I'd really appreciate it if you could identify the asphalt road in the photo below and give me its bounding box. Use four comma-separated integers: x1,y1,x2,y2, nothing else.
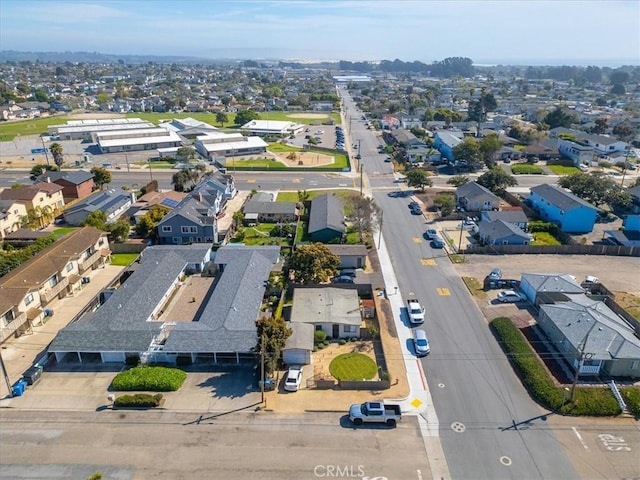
0,410,430,480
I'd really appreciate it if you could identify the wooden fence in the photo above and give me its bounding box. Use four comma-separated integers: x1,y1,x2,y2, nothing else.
462,244,639,256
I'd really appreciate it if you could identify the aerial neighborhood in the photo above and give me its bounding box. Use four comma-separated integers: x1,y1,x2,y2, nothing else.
0,56,639,444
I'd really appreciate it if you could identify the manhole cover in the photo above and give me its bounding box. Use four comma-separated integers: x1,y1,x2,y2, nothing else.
500,456,512,466
451,421,466,433
438,383,445,388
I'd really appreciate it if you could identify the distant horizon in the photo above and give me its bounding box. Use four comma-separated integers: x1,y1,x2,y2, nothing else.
0,50,637,69
1,1,638,68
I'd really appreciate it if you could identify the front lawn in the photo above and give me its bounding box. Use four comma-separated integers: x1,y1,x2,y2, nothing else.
511,164,545,175
530,232,561,246
329,353,378,381
231,223,293,246
111,366,187,392
548,165,580,175
53,227,78,237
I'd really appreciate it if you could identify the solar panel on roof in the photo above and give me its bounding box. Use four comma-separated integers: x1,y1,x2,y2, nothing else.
161,198,180,208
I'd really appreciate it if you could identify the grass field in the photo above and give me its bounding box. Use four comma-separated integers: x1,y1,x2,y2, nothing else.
52,227,78,237
511,164,545,175
548,165,580,175
231,223,292,247
531,232,562,245
111,253,140,266
0,115,72,142
329,353,378,381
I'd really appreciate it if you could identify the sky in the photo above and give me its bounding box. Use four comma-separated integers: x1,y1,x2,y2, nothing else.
1,0,639,66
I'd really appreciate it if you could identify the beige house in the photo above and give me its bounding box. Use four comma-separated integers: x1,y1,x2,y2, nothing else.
0,182,65,228
0,227,110,343
0,200,28,239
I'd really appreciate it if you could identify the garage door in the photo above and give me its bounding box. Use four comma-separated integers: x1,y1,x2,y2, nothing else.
101,352,125,363
283,349,310,366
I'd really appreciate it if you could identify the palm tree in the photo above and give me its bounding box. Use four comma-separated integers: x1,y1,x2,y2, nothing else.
50,142,64,168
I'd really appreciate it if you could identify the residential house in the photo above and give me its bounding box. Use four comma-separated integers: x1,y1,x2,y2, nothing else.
1,227,110,343
456,182,500,212
0,200,28,240
477,220,531,246
289,287,362,339
308,194,345,242
3,229,51,248
519,273,585,305
0,182,65,227
627,185,640,214
528,184,598,233
282,322,314,365
434,131,463,161
481,208,528,230
520,142,561,162
40,170,95,202
604,215,640,247
536,293,640,379
579,134,628,156
557,138,595,166
48,245,280,364
63,189,134,226
325,244,367,270
242,195,298,224
125,190,186,224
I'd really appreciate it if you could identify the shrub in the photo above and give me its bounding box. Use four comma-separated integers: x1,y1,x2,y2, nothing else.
314,330,327,344
111,366,187,392
114,393,163,408
621,387,640,419
339,339,347,345
527,220,559,235
490,317,621,416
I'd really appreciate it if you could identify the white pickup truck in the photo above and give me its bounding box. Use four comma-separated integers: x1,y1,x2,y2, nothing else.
407,298,425,325
349,401,402,427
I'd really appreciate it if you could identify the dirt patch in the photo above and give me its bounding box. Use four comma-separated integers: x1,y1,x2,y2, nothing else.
274,150,335,167
615,292,640,320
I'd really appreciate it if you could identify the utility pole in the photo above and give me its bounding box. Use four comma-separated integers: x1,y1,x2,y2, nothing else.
148,159,154,182
377,209,384,248
457,218,464,253
360,164,364,197
0,349,13,398
570,322,597,401
41,136,50,167
620,146,631,187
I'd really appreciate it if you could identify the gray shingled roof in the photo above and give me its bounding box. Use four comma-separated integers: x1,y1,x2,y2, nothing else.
477,219,529,241
64,189,132,217
326,244,368,257
522,273,584,294
483,209,528,224
540,295,640,360
290,287,361,326
530,184,597,211
42,170,94,185
243,200,297,215
456,181,498,201
284,322,314,351
308,194,345,235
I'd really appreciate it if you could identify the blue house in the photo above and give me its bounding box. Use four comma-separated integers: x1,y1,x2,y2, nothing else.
433,131,463,161
529,184,598,233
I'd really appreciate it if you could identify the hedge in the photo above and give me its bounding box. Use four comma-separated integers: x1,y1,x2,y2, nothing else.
114,393,163,408
490,317,621,416
111,366,187,392
511,164,545,175
621,387,640,419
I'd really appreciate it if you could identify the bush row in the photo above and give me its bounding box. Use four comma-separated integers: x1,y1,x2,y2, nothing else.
111,366,187,392
490,317,621,416
621,387,640,419
114,393,163,408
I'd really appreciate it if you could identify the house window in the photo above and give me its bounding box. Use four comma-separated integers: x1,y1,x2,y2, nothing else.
560,210,564,215
181,226,197,234
66,262,74,272
314,325,323,331
631,360,640,370
25,293,34,306
344,325,357,333
49,276,58,287
162,226,172,232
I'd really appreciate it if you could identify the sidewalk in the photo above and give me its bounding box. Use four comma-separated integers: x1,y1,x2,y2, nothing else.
0,264,125,398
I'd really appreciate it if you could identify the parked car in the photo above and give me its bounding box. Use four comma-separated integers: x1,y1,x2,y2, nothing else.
489,268,502,280
426,229,438,239
431,237,445,248
333,275,355,284
384,156,392,162
349,401,401,427
410,205,422,215
497,290,524,303
284,366,303,392
413,329,431,356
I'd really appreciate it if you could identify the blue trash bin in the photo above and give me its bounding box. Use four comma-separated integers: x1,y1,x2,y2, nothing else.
12,379,27,397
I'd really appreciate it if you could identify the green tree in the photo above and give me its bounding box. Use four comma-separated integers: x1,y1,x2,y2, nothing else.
83,210,107,230
557,173,631,208
49,142,64,168
478,133,503,168
135,205,171,240
96,92,110,104
34,88,49,102
176,146,196,161
447,175,470,187
404,169,431,192
592,118,608,134
612,124,634,142
108,220,130,242
433,194,455,216
215,112,228,127
543,107,578,129
234,109,260,126
90,167,112,189
288,243,340,284
477,168,518,194
255,316,292,376
452,138,482,165
29,164,57,181
611,84,626,95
